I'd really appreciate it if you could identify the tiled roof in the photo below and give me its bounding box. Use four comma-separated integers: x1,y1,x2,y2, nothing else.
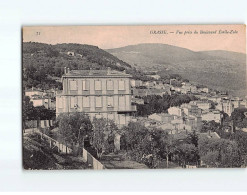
62,69,131,78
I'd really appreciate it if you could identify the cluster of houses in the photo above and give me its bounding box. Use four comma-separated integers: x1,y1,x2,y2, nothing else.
25,87,56,110
130,74,247,135
25,69,247,136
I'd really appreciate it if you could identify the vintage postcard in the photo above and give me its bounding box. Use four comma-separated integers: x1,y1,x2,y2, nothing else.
22,25,246,170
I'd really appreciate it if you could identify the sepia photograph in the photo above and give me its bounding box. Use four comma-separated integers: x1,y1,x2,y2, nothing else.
22,25,247,170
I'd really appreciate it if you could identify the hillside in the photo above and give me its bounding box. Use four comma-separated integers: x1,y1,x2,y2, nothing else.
199,50,246,64
107,43,246,97
22,42,157,90
22,42,136,90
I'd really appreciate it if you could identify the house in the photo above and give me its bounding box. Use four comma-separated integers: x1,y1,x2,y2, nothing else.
130,79,143,87
25,88,43,98
148,113,175,123
131,97,144,105
67,51,75,56
181,83,197,94
216,100,234,116
168,107,183,117
231,98,240,109
181,104,201,116
56,67,136,127
185,115,202,131
31,96,52,109
147,74,160,80
198,87,209,93
190,101,211,110
201,110,221,123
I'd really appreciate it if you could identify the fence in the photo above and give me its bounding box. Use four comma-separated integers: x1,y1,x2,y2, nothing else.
35,130,73,154
34,130,105,170
25,120,54,129
82,148,104,170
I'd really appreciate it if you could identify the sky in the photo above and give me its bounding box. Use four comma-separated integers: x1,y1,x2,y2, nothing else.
23,25,246,53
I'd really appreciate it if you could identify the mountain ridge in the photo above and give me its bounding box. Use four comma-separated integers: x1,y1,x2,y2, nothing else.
107,43,246,97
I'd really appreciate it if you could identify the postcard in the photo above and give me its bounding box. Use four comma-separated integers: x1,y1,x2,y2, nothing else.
22,25,246,169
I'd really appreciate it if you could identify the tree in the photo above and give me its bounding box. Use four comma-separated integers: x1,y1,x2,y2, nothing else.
57,112,92,155
121,122,149,151
176,143,198,167
160,134,177,168
91,118,118,159
201,120,220,133
23,96,35,121
231,108,247,129
198,137,241,167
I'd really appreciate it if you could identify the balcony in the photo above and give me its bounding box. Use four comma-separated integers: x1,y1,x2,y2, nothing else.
117,105,137,114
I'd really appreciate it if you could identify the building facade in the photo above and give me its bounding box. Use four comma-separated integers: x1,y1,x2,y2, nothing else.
56,68,136,127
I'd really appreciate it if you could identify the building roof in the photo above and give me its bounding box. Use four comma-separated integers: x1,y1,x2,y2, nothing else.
62,69,132,78
199,132,221,139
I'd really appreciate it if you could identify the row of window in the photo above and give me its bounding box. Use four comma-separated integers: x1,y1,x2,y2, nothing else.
69,80,126,91
58,96,126,109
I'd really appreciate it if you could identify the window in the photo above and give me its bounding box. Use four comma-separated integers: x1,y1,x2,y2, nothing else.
69,80,77,91
95,80,102,90
83,96,90,107
95,113,102,119
58,97,63,108
107,96,114,107
95,96,102,107
107,80,114,90
118,80,125,90
108,113,114,121
82,80,90,91
119,96,125,110
119,114,126,125
70,97,77,108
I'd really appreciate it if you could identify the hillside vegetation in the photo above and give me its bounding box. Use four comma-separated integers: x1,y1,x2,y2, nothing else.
23,42,152,90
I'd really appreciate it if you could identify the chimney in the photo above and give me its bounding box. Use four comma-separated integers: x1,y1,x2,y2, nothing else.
67,67,70,73
107,67,111,74
89,68,92,75
123,69,126,74
64,67,67,74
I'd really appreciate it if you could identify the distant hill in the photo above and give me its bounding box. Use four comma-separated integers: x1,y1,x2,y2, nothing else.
199,50,246,64
107,43,246,97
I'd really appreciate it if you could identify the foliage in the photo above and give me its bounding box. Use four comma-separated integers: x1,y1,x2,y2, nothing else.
23,42,131,90
23,96,35,121
201,120,221,133
231,108,247,129
198,137,241,167
23,96,55,121
91,118,118,158
175,143,198,166
136,94,197,116
57,112,92,149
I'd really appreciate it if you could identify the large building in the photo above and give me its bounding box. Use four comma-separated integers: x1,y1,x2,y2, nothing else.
56,68,136,127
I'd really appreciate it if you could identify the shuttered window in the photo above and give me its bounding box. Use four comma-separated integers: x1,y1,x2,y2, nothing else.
107,96,114,107
95,96,102,107
70,97,77,108
118,80,125,90
69,80,77,91
119,96,125,110
82,80,90,91
107,80,114,90
95,80,102,90
83,96,90,107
